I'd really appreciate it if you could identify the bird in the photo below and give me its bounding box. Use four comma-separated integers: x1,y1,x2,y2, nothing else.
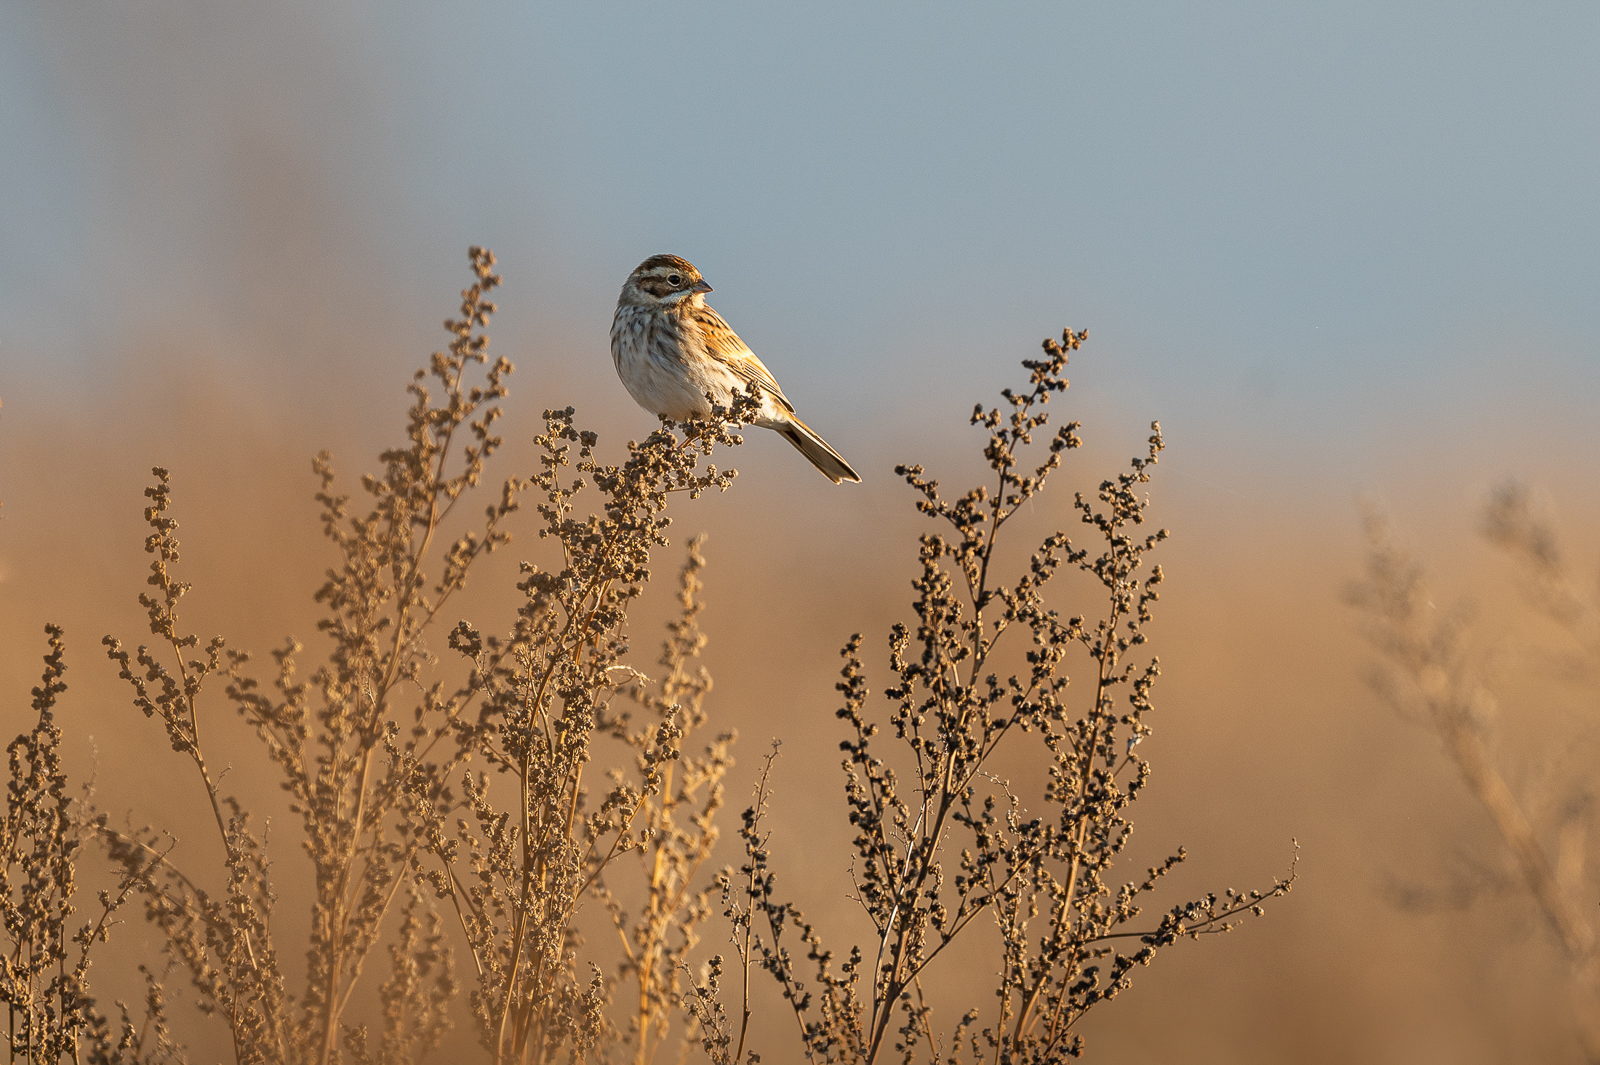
610,254,861,484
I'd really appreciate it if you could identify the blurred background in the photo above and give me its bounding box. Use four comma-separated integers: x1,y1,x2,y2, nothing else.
4,3,1600,1062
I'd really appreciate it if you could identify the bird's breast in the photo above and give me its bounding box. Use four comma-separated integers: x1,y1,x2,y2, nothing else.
611,307,719,420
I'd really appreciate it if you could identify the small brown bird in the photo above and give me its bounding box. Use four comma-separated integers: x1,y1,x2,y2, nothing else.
610,255,860,484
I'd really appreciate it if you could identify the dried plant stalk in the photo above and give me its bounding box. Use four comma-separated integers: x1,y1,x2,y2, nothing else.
411,390,752,1064
1352,489,1600,1061
696,330,1294,1065
594,535,734,1065
95,249,527,1064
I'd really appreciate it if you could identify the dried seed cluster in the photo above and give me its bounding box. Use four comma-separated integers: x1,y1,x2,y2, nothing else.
690,331,1294,1065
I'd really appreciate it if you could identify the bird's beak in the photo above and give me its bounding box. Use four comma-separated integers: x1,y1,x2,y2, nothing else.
691,279,712,294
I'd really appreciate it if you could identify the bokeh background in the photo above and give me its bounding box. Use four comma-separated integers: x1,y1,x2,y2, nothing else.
5,3,1600,1062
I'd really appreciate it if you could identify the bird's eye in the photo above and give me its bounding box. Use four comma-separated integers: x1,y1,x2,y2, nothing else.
668,274,683,287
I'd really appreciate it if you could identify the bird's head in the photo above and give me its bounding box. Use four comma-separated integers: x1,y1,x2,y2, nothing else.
619,254,713,307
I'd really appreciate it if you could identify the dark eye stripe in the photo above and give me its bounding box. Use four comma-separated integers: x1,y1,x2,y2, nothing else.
636,275,680,297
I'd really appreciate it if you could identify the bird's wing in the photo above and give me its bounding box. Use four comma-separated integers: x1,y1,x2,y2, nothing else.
694,305,795,413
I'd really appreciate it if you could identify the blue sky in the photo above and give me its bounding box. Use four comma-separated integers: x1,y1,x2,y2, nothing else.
4,1,1598,504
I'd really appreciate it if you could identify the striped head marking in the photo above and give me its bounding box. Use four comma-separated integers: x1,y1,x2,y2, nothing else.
623,254,713,305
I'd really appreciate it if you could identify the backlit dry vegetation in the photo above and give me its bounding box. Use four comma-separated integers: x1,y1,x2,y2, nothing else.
3,249,1291,1065
1353,488,1600,1062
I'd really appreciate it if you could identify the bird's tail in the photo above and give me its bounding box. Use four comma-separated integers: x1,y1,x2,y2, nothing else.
776,416,861,484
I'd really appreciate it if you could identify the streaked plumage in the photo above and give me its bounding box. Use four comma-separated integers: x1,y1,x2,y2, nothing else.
610,255,861,484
